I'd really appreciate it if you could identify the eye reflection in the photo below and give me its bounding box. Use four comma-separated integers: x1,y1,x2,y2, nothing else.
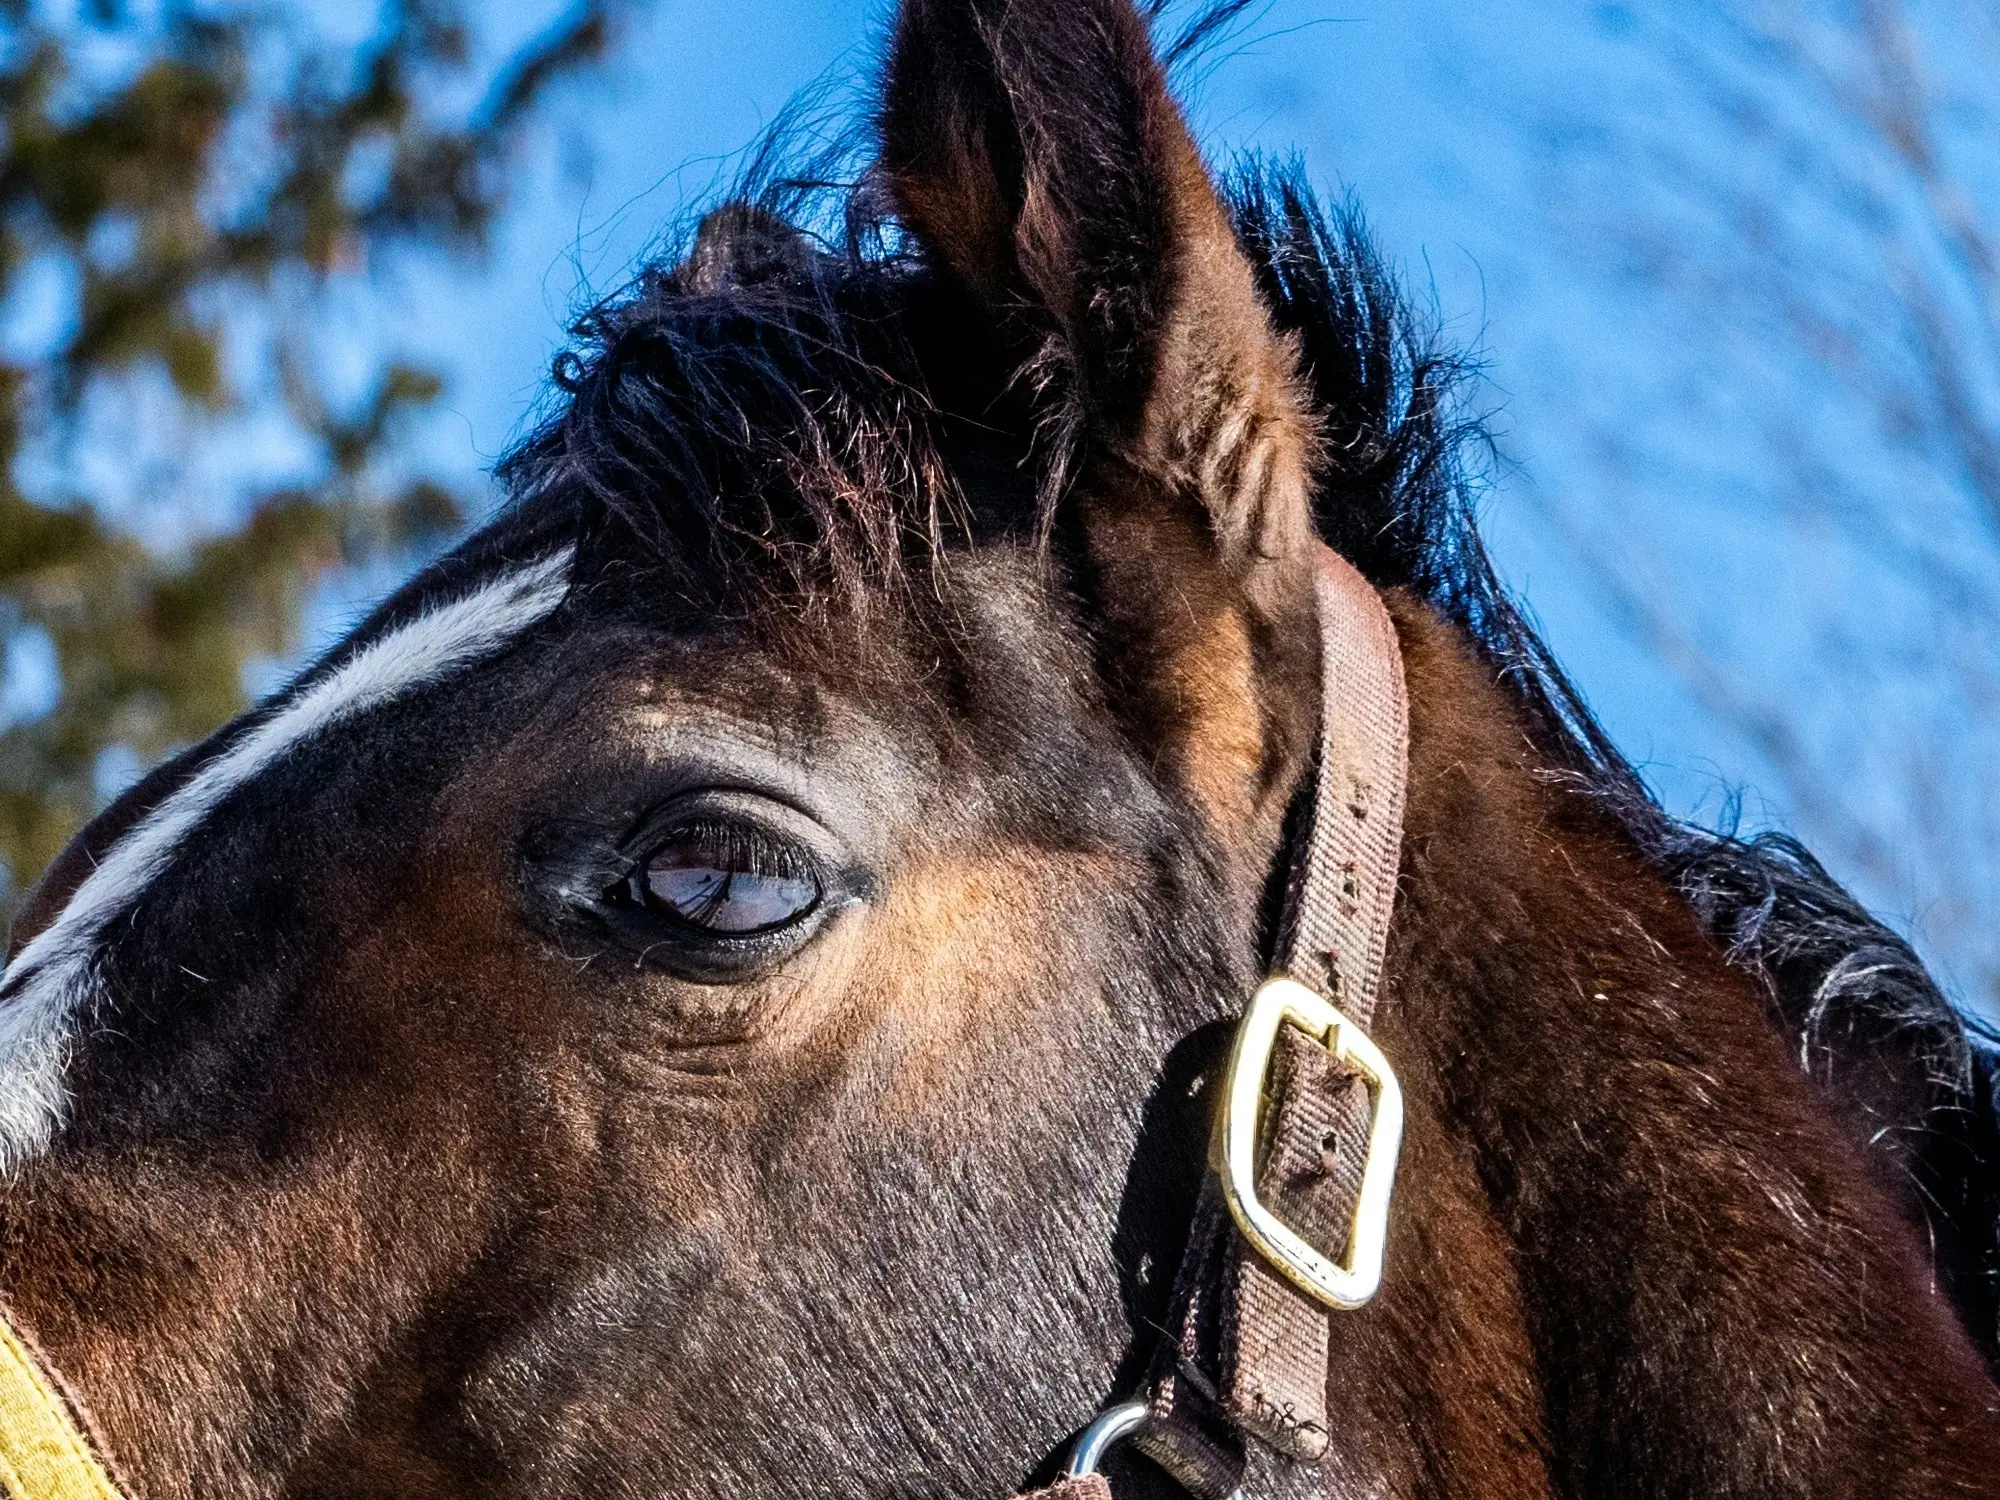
633,823,821,934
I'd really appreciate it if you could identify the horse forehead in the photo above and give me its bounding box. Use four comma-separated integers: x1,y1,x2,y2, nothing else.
545,545,1102,745
484,608,1102,827
0,536,1127,1169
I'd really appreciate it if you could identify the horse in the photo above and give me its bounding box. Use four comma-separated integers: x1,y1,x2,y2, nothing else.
0,0,1995,1495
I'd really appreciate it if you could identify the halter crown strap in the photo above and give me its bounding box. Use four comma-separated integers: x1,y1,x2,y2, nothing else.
0,1315,124,1500
1274,549,1409,1025
1216,546,1410,1457
1050,546,1411,1500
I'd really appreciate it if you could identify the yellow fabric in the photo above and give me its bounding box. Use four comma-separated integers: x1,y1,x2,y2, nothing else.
0,1318,123,1500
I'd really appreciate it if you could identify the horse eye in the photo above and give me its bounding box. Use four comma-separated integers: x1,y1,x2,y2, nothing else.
630,822,820,934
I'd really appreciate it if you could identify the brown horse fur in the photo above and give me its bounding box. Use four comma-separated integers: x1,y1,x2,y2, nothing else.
0,2,1996,1496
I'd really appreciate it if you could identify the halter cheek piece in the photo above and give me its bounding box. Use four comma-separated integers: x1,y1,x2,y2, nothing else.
0,545,1407,1500
1035,545,1412,1500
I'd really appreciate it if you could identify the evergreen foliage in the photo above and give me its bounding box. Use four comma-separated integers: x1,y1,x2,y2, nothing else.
0,0,614,920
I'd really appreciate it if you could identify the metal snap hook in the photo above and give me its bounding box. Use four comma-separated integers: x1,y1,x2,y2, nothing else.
1065,1401,1151,1480
1065,1402,1241,1499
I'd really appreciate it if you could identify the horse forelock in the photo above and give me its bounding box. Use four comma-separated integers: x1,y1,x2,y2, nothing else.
499,245,979,622
0,548,577,1170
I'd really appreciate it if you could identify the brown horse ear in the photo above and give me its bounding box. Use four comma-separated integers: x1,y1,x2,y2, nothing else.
880,0,1320,862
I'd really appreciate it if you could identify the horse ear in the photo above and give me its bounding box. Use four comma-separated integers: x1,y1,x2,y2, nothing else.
880,0,1320,860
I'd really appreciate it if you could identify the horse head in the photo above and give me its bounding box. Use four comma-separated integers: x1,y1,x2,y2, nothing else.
1,2,1996,1497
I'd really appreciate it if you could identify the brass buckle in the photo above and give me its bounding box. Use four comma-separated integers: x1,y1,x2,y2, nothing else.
1215,975,1405,1310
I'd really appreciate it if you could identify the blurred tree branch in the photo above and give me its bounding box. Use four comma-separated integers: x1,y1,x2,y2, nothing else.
0,0,623,920
1533,0,2000,1007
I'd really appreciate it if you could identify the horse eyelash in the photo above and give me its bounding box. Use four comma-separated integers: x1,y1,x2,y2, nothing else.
625,818,818,891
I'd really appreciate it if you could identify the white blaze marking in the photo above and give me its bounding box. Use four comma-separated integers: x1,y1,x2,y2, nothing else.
0,549,574,1170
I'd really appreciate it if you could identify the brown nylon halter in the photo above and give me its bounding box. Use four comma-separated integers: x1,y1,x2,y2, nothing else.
1028,546,1411,1500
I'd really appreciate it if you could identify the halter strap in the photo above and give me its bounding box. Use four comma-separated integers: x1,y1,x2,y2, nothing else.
1272,547,1409,1033
1225,545,1410,1453
1042,545,1412,1500
0,1313,124,1500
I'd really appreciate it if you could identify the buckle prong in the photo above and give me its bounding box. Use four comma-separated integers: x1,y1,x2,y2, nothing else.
1215,975,1405,1310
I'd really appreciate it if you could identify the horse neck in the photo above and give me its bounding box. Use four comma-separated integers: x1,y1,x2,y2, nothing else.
1348,595,2000,1495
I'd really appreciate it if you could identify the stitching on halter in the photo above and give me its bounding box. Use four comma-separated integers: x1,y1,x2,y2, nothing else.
0,548,576,1172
